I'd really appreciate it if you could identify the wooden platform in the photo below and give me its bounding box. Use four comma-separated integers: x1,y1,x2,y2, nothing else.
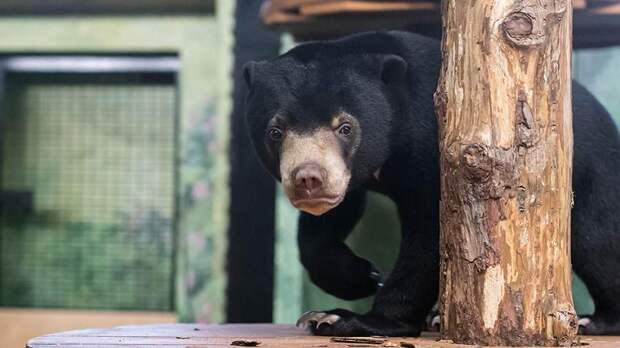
261,0,620,48
26,324,620,347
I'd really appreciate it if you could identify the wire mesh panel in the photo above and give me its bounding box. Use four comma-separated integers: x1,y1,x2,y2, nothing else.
0,73,176,310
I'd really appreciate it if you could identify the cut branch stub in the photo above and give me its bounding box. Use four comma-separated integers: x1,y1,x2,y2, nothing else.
503,12,540,47
455,144,517,201
502,1,569,48
462,144,492,183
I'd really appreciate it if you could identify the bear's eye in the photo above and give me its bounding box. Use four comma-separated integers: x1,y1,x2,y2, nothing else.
337,123,352,137
268,127,283,141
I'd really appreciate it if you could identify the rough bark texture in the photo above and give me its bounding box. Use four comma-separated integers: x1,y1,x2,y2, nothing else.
434,0,578,346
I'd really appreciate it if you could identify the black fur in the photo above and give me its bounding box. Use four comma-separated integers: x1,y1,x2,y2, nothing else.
244,31,620,336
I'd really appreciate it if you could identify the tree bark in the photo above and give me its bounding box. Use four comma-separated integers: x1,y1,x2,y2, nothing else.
434,0,578,346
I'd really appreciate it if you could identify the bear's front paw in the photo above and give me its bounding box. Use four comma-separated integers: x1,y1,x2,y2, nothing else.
296,309,421,337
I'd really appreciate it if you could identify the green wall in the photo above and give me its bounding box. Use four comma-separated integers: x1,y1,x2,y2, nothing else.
0,6,235,322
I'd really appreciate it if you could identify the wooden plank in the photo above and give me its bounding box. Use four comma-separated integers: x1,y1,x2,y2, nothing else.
262,1,620,48
300,1,437,16
262,3,307,26
269,0,435,10
267,0,322,10
261,1,439,26
263,0,599,23
262,11,308,26
269,0,584,16
593,3,620,13
26,324,620,348
574,0,588,8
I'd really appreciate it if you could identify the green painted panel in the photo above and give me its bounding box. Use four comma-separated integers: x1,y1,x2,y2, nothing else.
0,10,236,322
274,186,302,323
573,274,594,316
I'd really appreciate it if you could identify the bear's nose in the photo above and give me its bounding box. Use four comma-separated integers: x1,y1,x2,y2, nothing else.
293,163,326,194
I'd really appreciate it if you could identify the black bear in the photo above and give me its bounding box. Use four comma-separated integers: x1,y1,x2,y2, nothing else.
243,31,620,336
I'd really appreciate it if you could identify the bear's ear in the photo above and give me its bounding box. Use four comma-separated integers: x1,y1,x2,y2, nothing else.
242,61,261,89
379,54,407,85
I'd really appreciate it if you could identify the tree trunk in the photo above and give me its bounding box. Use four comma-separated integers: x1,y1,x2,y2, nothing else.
434,0,578,346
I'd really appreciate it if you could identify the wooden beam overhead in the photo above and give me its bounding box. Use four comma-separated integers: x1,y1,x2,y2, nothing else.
262,0,620,48
594,3,620,13
300,1,436,16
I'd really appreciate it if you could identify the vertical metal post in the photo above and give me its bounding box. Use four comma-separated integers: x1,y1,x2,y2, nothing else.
226,0,282,322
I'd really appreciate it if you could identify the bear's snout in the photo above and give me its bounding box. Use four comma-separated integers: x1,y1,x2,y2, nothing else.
279,129,350,215
293,162,327,197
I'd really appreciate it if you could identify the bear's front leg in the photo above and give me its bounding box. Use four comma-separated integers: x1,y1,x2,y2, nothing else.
298,190,382,300
299,212,439,337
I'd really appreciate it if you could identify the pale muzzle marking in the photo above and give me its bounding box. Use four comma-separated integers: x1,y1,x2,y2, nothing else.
280,128,350,215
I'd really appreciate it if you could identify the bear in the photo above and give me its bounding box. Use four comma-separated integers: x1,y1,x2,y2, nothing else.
242,30,620,337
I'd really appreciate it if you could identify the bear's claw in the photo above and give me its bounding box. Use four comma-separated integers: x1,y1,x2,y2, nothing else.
431,315,441,330
296,311,342,329
578,315,620,335
369,264,384,288
578,316,592,329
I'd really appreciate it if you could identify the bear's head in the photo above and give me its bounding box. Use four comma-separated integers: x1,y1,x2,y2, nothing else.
243,46,408,216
